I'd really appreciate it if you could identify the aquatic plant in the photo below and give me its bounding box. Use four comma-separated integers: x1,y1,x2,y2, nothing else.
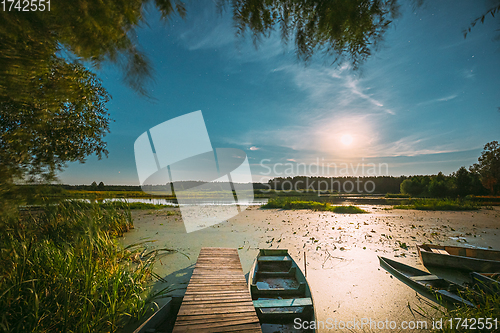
394,198,480,211
262,197,367,213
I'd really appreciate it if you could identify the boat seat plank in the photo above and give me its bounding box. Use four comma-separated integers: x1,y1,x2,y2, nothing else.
410,275,442,281
253,298,312,308
430,248,450,255
257,256,291,262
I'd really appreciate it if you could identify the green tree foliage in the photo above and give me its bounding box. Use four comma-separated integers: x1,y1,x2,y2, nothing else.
221,0,399,68
0,61,110,182
400,168,487,198
428,172,450,198
471,141,500,195
463,0,500,39
0,0,182,189
98,181,105,190
400,176,430,197
0,0,186,99
453,166,472,197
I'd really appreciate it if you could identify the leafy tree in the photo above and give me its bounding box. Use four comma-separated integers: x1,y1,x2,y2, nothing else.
221,0,399,68
428,172,449,198
400,179,413,196
0,61,110,183
0,0,186,100
453,166,472,197
400,176,430,197
471,141,500,195
91,181,98,190
98,182,105,190
468,171,487,196
463,0,500,39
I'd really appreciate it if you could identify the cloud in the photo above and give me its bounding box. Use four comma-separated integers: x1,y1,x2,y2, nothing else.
462,68,475,79
176,6,236,51
417,93,458,106
172,5,473,163
284,64,396,117
175,4,288,65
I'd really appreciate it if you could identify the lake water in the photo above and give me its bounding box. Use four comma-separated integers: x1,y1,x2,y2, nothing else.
102,197,268,206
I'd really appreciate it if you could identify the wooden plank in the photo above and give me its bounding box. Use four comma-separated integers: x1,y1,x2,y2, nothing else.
176,312,256,321
431,248,450,255
182,298,251,304
410,275,442,281
172,247,261,333
253,297,312,308
257,255,291,262
175,318,262,329
183,295,251,302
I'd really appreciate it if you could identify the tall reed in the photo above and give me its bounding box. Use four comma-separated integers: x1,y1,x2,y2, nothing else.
0,201,161,332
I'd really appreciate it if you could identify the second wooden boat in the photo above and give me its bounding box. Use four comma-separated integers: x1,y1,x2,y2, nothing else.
378,256,476,308
249,249,315,332
417,244,500,272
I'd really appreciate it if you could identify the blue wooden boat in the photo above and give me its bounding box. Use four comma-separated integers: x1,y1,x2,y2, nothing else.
249,249,315,332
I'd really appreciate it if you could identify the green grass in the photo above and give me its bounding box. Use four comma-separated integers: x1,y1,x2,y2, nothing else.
99,201,166,210
330,205,367,213
393,198,480,211
415,288,500,332
385,193,410,198
262,197,367,213
24,200,168,210
0,201,171,332
66,190,174,199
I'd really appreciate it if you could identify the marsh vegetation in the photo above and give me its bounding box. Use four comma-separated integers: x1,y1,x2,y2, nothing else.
0,201,172,332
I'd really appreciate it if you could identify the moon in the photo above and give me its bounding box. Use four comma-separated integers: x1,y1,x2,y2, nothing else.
341,134,353,145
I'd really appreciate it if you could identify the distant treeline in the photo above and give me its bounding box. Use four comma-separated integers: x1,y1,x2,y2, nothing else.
400,168,487,198
263,176,402,194
11,170,491,199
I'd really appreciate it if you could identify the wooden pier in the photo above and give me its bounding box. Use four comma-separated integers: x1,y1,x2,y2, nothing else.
172,247,262,333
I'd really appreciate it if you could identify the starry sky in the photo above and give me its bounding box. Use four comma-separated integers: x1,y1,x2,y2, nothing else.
58,0,500,185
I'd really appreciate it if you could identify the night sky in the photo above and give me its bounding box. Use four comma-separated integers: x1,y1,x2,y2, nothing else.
58,0,500,185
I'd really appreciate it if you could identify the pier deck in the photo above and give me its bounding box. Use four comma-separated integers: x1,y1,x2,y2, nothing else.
172,247,262,332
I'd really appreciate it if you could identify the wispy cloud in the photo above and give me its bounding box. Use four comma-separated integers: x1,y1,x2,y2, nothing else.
284,64,396,117
462,68,475,79
175,4,288,64
417,93,458,106
176,6,235,51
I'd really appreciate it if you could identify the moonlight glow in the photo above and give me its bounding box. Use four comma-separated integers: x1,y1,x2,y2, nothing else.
341,134,353,146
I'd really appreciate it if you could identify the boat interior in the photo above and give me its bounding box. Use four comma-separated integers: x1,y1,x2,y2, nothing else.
250,250,313,322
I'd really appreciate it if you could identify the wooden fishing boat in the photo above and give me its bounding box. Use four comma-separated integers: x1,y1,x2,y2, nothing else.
378,256,476,307
249,249,315,332
417,244,500,272
470,272,500,294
